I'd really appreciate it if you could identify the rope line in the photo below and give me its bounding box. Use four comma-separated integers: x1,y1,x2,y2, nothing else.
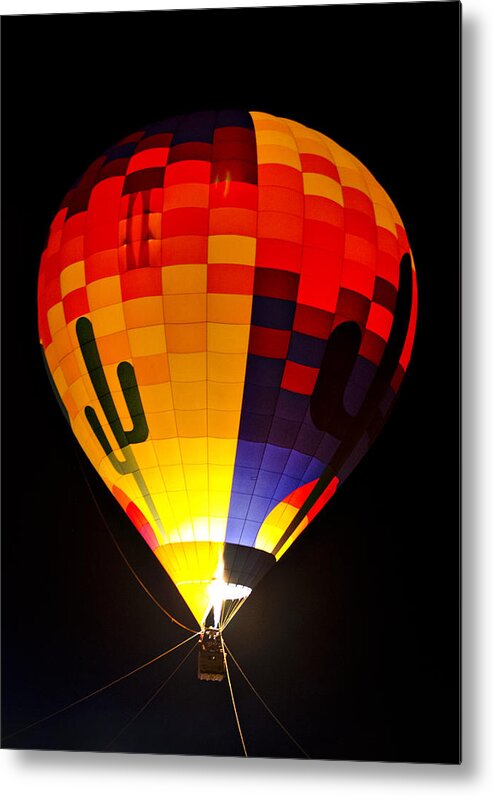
224,642,310,759
73,443,197,633
222,635,248,757
104,640,199,751
2,633,199,743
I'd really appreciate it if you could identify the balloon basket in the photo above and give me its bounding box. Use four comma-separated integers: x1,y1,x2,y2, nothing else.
198,628,226,682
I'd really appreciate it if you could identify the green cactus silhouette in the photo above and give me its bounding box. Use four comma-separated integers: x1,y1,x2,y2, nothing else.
76,317,148,475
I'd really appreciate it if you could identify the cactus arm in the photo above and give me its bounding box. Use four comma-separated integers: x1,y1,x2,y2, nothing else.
76,317,149,456
116,361,149,444
75,316,164,533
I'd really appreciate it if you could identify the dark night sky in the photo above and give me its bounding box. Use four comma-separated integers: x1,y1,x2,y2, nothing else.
1,3,460,762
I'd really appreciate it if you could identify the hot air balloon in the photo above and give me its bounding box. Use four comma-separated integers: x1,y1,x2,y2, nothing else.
37,111,417,666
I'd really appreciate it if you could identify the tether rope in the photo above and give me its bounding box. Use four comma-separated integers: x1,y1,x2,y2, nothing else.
73,442,197,633
104,640,199,751
222,634,248,757
2,633,199,743
224,642,310,759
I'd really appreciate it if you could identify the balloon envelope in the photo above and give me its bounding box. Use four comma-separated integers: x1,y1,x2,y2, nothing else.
38,111,417,627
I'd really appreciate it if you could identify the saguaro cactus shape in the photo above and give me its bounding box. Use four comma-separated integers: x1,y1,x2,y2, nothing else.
76,316,149,475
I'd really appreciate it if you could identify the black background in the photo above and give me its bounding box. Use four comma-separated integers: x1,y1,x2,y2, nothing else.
1,2,460,762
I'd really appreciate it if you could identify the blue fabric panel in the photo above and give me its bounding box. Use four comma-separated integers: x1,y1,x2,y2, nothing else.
253,469,281,498
245,355,285,387
251,297,297,330
105,142,138,162
285,450,312,479
274,474,300,501
216,109,255,129
231,466,259,493
235,439,265,469
288,332,327,367
142,116,182,136
315,433,340,462
243,383,279,414
238,411,272,442
225,517,245,545
294,422,324,456
261,443,291,474
246,496,272,523
343,356,377,416
240,521,263,546
172,111,217,144
228,491,253,519
276,389,309,422
268,417,302,448
303,457,325,482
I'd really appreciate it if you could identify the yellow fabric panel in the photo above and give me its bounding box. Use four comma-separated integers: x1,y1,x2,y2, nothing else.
60,261,86,297
337,165,371,193
162,263,207,294
175,409,207,437
322,138,360,169
207,380,244,411
208,322,250,353
70,375,94,414
165,323,207,353
155,541,224,626
96,330,132,364
161,464,186,491
208,234,256,265
249,112,285,130
208,464,232,492
187,488,209,513
44,341,59,375
207,351,247,382
168,352,207,381
255,144,301,170
127,324,167,357
361,168,405,227
207,293,252,324
208,437,237,465
190,516,212,542
47,302,66,337
172,380,207,410
133,353,170,386
207,408,242,438
52,366,68,398
90,303,126,337
165,493,192,531
61,389,78,421
184,464,208,491
255,130,299,151
152,437,182,464
131,442,159,469
288,133,329,159
87,275,122,310
52,326,72,362
135,465,166,494
209,516,228,540
139,383,174,414
163,293,206,323
303,173,344,206
255,501,300,555
275,517,309,560
179,436,208,464
147,410,177,439
123,296,164,328
374,203,398,235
